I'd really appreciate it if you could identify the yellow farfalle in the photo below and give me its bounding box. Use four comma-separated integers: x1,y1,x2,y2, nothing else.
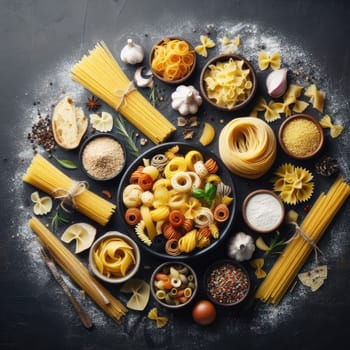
272,163,314,205
250,258,267,279
220,35,240,53
319,114,344,138
258,51,281,70
195,35,216,57
148,307,168,328
304,84,326,112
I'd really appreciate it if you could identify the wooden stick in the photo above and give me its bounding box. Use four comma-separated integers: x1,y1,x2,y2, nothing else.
40,247,93,329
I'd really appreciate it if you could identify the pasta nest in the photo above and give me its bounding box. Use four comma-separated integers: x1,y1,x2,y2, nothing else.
272,163,314,205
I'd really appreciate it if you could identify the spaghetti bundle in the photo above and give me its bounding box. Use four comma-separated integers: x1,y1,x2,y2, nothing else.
256,177,350,304
71,41,176,144
218,117,277,179
23,154,115,226
29,217,127,321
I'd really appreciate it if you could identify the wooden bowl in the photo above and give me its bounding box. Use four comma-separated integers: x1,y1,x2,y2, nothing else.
278,114,324,159
149,37,196,84
199,54,257,112
242,189,285,233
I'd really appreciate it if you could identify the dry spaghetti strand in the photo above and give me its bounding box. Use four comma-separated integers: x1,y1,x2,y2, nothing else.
71,41,176,144
23,154,116,226
29,217,127,321
256,177,350,304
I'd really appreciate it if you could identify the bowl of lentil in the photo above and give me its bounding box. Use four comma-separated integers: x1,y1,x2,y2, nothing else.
199,54,257,112
204,259,251,307
278,114,324,159
79,133,126,181
149,37,196,84
150,261,198,309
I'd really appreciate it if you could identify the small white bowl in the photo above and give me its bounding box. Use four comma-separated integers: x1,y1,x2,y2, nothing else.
89,231,140,284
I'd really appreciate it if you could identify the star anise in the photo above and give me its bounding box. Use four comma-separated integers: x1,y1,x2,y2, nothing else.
85,95,101,111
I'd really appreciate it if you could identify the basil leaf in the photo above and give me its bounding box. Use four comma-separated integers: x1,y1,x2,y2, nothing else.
192,188,206,200
53,156,77,169
204,183,216,200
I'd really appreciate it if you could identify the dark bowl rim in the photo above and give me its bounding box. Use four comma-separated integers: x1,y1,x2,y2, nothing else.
278,113,325,160
150,261,198,309
199,53,258,112
242,189,285,233
203,258,251,307
116,141,237,260
149,36,197,85
79,132,126,181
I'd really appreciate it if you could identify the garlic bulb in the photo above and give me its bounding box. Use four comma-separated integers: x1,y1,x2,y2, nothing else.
120,39,144,65
266,68,288,98
171,85,202,116
228,232,255,262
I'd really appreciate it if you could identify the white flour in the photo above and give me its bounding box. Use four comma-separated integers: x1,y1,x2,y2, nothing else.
12,20,350,339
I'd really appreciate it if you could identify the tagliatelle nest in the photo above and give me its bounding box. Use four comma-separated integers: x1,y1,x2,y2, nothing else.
272,163,314,205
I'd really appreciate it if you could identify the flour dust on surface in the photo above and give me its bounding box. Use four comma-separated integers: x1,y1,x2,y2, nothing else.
11,20,350,337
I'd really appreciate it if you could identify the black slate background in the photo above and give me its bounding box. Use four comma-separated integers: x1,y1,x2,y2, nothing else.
1,1,350,350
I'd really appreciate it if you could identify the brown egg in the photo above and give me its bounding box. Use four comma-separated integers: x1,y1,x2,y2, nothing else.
192,300,216,325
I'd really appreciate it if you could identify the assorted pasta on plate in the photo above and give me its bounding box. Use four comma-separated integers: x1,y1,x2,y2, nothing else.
118,143,236,259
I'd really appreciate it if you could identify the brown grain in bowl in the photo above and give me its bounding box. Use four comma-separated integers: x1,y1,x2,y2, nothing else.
278,114,324,159
200,54,257,112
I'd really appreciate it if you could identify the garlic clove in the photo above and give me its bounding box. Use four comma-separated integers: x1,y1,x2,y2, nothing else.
266,68,288,98
120,38,145,65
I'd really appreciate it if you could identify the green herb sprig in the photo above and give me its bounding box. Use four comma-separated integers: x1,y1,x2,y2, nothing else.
264,231,287,256
50,204,70,232
114,114,140,157
53,156,77,169
149,85,158,107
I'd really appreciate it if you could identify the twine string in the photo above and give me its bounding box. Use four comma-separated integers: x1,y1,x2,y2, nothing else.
286,223,324,264
53,181,88,212
115,81,136,111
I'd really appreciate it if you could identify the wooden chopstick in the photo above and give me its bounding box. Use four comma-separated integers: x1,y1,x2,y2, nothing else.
40,247,93,329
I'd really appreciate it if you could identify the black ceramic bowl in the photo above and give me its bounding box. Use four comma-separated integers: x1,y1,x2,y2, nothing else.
204,259,251,307
150,261,198,309
117,142,237,260
200,54,257,112
79,133,126,181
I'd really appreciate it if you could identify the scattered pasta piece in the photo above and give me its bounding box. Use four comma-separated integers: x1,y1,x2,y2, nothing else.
30,191,52,215
148,307,169,328
272,163,314,205
304,84,326,112
285,209,299,224
251,97,284,122
250,258,267,279
90,112,113,132
258,52,281,70
61,222,97,254
120,278,150,311
220,35,240,53
298,265,328,292
199,122,215,146
195,35,216,57
319,114,344,138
